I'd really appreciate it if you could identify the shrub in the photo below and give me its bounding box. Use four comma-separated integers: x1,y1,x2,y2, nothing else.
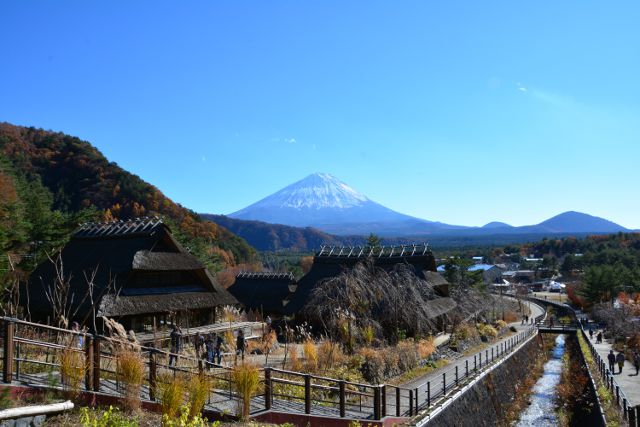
477,324,498,339
116,349,144,411
396,340,419,372
158,373,186,421
60,346,86,397
231,363,260,420
417,337,436,360
80,406,138,427
494,320,507,330
362,325,375,346
358,347,384,384
303,339,318,372
162,403,220,427
187,373,211,419
380,350,400,378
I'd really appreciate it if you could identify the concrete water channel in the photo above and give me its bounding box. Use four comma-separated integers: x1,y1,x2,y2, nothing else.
515,334,565,426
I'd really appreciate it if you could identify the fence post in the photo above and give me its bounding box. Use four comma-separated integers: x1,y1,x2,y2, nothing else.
415,387,419,414
374,385,381,420
395,387,400,417
409,389,414,416
623,398,628,420
264,368,272,411
465,360,469,377
629,405,637,427
474,355,477,371
304,374,311,414
616,385,620,406
455,366,458,386
148,350,157,401
85,336,94,390
92,337,100,392
486,350,489,364
381,385,386,417
442,372,446,395
3,320,14,383
491,348,494,362
427,381,431,407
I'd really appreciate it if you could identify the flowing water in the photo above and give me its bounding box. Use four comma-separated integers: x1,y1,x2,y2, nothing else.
515,334,566,426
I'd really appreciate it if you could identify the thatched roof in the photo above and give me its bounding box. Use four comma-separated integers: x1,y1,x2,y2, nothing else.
424,297,457,319
99,291,235,317
25,217,237,323
132,251,203,271
228,272,296,315
284,248,437,315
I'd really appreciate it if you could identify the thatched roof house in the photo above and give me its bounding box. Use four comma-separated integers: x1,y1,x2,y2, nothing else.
228,272,296,316
284,244,443,315
25,217,237,331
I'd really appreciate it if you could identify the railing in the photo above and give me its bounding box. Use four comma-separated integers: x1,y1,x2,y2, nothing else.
0,310,549,422
0,317,252,418
579,325,640,425
412,326,539,417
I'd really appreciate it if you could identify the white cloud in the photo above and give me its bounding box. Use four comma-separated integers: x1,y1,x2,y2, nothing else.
516,82,527,92
285,138,297,144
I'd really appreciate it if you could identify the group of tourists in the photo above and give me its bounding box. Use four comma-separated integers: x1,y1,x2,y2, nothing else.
168,324,247,367
587,327,640,376
607,349,640,375
194,331,226,367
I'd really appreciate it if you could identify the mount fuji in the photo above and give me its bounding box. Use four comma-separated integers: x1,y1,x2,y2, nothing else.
228,173,464,235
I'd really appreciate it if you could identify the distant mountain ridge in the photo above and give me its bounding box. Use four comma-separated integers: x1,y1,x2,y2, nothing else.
227,173,629,238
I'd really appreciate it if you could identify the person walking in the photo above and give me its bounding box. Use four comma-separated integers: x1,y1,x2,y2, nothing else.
214,333,224,365
617,351,626,374
195,332,205,358
235,329,247,363
205,334,214,369
169,324,182,367
589,329,594,340
633,351,640,376
608,350,616,373
597,331,603,344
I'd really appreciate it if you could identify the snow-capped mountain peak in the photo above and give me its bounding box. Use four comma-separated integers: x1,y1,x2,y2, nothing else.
229,172,423,229
249,173,369,210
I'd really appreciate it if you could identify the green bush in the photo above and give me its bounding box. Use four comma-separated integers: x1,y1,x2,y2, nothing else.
80,406,138,427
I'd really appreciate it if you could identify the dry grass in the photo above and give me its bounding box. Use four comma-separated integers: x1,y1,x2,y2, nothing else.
187,373,211,419
116,349,145,411
231,363,260,421
317,341,346,371
503,311,519,323
59,346,85,397
158,373,186,421
302,339,318,372
287,347,302,371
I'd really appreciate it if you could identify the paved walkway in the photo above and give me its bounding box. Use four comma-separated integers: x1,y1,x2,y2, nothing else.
398,299,545,410
586,327,640,406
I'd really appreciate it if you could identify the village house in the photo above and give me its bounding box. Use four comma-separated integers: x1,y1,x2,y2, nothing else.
24,217,238,333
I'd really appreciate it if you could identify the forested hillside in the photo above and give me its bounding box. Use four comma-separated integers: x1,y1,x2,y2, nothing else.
202,214,358,251
0,123,256,278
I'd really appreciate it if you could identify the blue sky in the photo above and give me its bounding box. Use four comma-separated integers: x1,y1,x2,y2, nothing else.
1,1,639,228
